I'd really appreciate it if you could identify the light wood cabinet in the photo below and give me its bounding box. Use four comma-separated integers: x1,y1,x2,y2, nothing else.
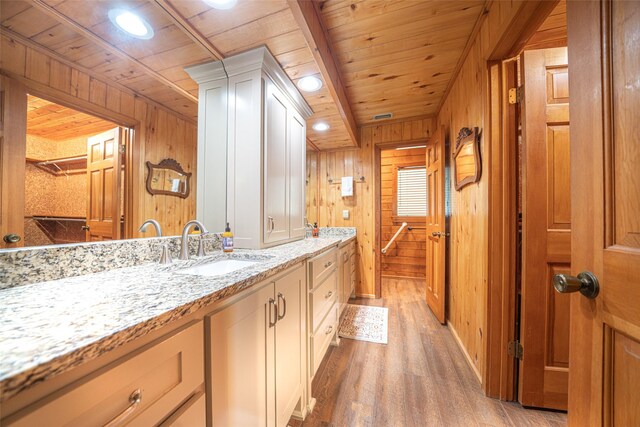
186,47,312,248
4,322,204,427
208,264,306,427
306,246,340,379
339,241,356,317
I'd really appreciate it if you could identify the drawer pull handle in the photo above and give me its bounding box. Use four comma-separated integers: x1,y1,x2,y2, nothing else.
325,325,334,335
325,290,333,299
277,292,287,320
324,261,332,268
104,389,142,427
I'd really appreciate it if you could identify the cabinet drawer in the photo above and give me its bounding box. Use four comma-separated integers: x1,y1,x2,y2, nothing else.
310,270,338,332
310,303,338,376
159,391,206,427
308,248,338,289
7,322,204,427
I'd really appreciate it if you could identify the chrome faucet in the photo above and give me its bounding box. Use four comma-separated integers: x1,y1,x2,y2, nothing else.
180,220,209,260
139,219,172,264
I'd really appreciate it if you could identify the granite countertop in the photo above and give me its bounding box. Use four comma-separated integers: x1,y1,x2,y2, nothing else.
0,236,351,402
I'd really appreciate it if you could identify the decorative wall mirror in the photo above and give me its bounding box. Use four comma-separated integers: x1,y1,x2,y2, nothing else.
453,127,481,190
146,159,192,198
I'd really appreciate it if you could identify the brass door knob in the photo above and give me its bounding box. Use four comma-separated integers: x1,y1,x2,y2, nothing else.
553,271,599,299
3,234,21,244
431,231,441,237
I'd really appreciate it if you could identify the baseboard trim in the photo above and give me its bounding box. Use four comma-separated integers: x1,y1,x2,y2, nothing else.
447,321,482,384
354,293,376,299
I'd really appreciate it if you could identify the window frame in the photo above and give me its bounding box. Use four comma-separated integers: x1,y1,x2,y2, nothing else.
392,161,427,225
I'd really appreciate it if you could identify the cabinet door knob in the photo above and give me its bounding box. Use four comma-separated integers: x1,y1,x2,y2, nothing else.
325,290,333,299
325,325,334,335
3,234,21,244
104,389,142,427
553,271,600,299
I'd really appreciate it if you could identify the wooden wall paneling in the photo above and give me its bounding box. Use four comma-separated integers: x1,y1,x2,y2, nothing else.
305,149,319,225
1,36,197,239
380,147,427,278
523,1,567,51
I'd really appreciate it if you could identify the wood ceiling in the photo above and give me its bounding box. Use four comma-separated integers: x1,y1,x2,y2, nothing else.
27,95,116,140
1,0,489,150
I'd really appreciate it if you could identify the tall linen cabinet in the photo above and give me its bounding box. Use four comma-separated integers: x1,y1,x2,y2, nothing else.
186,47,312,248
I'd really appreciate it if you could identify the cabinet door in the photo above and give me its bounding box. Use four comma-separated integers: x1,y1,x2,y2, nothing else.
274,266,305,427
342,249,351,314
264,82,290,244
209,284,275,427
288,110,306,239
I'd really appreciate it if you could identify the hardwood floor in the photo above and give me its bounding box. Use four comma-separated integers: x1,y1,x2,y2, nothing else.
291,277,567,427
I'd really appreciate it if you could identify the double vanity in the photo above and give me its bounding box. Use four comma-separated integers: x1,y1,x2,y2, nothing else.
0,228,356,426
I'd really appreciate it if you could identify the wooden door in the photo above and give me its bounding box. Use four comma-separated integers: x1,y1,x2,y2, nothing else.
519,47,570,410
86,128,123,241
264,82,289,244
567,1,640,425
0,77,27,248
209,283,276,427
288,110,306,239
425,128,446,324
274,266,304,427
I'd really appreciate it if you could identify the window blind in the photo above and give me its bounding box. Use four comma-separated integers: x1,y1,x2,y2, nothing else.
397,166,427,217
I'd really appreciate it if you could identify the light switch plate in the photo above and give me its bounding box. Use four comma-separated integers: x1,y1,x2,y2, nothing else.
342,210,350,219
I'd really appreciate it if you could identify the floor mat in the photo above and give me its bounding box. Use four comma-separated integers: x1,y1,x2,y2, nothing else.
338,304,388,344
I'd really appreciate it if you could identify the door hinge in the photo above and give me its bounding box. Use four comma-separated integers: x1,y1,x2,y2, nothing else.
119,144,126,154
508,86,524,104
508,340,523,359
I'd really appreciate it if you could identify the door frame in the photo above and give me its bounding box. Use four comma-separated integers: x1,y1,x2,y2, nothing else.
1,75,141,241
374,139,431,298
484,1,564,400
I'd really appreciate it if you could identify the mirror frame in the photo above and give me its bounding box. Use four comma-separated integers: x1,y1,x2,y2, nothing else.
145,158,192,199
453,127,481,191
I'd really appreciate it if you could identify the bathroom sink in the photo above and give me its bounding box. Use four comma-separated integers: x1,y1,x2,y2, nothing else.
176,259,258,277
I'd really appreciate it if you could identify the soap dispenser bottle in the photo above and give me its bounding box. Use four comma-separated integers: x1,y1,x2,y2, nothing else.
222,222,234,252
312,222,319,238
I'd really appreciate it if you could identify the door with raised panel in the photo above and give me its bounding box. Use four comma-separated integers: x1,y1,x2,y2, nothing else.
425,127,446,324
274,266,304,427
86,127,124,242
209,283,275,427
0,76,27,248
567,1,640,425
519,47,570,410
264,82,289,244
288,110,306,239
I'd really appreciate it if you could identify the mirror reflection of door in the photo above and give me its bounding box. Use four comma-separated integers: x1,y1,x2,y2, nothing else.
20,95,126,247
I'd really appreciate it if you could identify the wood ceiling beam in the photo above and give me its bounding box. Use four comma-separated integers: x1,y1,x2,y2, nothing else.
28,0,198,104
150,0,225,60
0,27,196,125
288,0,360,147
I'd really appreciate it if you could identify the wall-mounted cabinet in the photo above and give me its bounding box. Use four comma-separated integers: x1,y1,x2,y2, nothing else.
186,47,312,249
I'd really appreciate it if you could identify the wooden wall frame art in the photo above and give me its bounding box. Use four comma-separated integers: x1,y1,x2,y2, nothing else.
146,159,192,198
453,127,481,190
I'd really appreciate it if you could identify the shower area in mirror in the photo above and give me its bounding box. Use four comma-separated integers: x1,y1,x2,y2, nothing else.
24,95,127,246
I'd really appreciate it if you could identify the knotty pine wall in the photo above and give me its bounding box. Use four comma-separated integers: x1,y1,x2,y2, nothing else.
316,117,435,297
1,34,196,237
434,0,535,382
380,147,427,278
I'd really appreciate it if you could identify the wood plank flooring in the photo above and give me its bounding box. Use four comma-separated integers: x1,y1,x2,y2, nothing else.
291,277,567,427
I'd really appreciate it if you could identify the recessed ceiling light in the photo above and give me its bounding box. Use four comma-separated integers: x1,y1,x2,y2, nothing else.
108,9,154,39
312,122,330,132
297,75,323,92
203,0,238,10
